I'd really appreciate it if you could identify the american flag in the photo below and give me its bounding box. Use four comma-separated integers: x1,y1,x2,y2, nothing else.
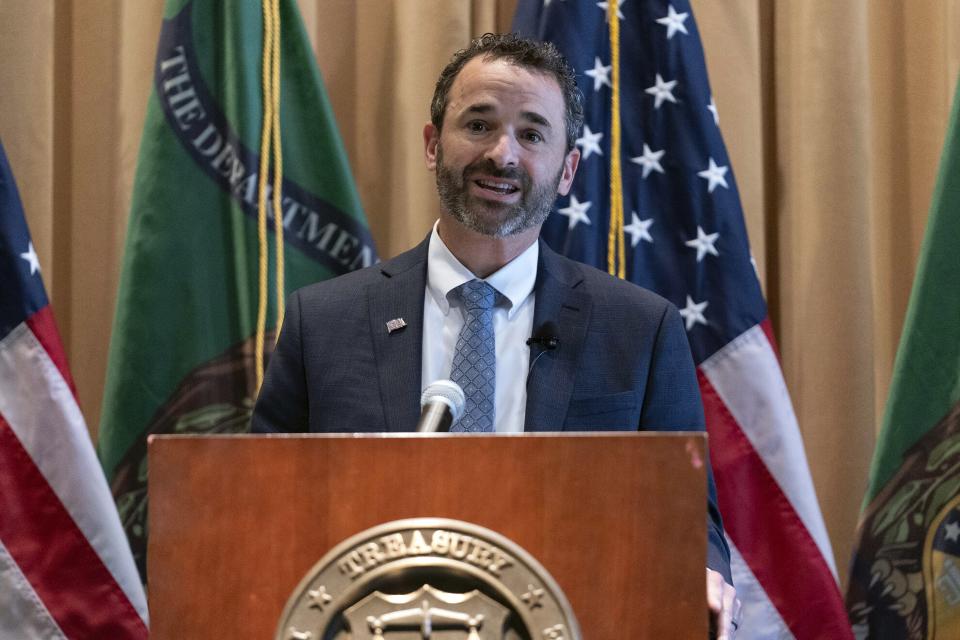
0,140,148,637
513,1,853,637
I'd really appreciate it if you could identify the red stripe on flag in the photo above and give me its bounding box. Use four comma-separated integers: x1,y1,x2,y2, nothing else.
758,317,782,362
25,306,77,396
698,371,853,640
0,414,148,639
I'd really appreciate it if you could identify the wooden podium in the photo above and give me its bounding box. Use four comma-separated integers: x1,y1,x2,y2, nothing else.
148,433,708,638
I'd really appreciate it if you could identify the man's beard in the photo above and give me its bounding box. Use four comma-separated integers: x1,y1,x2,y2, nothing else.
435,144,564,238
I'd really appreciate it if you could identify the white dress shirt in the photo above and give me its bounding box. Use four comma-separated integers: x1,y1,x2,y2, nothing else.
421,222,537,432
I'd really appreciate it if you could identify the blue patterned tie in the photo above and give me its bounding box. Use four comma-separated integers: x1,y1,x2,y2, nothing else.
450,279,497,432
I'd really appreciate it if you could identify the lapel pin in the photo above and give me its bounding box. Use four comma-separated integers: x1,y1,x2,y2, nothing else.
385,318,407,334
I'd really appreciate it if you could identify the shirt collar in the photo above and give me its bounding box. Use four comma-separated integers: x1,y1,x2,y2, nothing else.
426,221,539,320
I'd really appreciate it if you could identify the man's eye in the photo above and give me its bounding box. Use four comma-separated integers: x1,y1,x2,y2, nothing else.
467,121,488,133
524,130,544,143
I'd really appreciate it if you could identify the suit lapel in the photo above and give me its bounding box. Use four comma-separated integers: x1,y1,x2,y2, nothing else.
524,242,591,432
368,239,429,432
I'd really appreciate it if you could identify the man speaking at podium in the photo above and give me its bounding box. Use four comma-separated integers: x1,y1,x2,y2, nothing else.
253,33,740,638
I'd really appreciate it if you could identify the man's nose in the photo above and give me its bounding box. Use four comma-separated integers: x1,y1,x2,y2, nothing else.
485,132,520,168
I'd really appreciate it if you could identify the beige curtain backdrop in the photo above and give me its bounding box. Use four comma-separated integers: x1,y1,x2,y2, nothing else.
1,0,958,588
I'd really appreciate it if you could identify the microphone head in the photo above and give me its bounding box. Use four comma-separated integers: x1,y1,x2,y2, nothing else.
420,379,466,423
540,321,560,346
527,321,560,349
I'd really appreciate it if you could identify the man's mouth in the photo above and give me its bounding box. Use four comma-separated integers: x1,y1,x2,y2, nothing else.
473,179,520,195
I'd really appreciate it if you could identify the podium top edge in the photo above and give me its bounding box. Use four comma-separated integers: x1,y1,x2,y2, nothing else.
147,431,708,442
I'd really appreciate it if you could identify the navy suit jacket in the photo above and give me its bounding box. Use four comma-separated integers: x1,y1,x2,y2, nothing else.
252,237,731,581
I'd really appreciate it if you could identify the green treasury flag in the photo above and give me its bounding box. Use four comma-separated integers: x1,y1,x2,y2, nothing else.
98,0,375,578
847,76,960,638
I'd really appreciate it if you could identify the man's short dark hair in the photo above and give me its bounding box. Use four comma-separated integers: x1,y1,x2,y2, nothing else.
430,33,584,153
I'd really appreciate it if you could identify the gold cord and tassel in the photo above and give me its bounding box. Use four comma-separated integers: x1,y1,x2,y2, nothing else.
254,0,285,392
606,1,626,279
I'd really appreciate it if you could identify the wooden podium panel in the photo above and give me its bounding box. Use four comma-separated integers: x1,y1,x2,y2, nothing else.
148,433,708,638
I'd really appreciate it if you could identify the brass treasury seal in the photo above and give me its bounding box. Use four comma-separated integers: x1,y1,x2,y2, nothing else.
276,518,580,639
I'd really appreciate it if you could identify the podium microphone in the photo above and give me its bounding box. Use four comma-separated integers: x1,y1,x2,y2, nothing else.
417,380,466,433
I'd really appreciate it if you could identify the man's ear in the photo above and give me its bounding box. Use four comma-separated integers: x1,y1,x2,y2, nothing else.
556,147,581,196
424,122,440,170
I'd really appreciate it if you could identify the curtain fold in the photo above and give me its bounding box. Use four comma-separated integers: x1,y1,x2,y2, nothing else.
774,1,878,587
1,0,958,589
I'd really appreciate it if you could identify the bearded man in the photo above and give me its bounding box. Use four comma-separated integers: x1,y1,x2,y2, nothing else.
252,32,740,638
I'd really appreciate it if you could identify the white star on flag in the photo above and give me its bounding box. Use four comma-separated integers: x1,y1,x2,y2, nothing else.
19,241,41,275
679,295,709,330
698,157,729,193
558,195,592,230
597,0,625,20
946,521,960,542
645,74,678,109
624,212,654,247
685,226,720,261
585,56,612,92
575,124,604,159
656,5,689,39
630,144,665,178
707,96,720,125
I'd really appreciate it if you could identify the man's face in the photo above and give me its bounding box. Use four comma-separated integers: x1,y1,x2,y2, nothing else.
424,57,580,238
